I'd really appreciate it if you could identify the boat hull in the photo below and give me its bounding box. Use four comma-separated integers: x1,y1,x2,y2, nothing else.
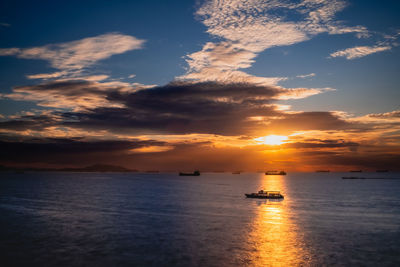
179,173,200,176
265,171,286,175
245,194,284,199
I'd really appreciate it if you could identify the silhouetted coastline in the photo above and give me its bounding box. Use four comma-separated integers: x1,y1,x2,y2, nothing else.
0,164,138,173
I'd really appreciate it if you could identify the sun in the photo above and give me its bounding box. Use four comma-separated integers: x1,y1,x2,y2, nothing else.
255,135,288,145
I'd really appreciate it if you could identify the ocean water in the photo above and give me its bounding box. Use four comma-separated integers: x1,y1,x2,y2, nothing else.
0,172,399,266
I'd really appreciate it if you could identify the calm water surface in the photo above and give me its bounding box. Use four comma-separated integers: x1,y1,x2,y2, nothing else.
1,172,400,266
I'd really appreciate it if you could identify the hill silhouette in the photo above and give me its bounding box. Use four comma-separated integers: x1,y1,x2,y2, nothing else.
0,164,138,173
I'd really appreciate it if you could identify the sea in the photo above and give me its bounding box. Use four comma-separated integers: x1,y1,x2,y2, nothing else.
0,172,399,266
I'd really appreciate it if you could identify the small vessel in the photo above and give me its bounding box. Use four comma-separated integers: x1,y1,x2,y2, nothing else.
376,170,389,173
179,170,200,176
350,170,362,173
342,176,365,179
265,171,286,175
232,171,241,174
245,190,284,199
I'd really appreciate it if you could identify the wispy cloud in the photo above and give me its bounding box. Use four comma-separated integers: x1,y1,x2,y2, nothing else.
368,110,400,119
0,33,145,78
296,73,316,79
353,110,400,123
26,71,68,80
0,22,10,27
330,30,400,60
329,45,392,59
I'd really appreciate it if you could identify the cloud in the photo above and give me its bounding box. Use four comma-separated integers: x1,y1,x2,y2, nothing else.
0,114,58,131
329,30,400,60
296,73,316,79
263,111,357,134
330,45,392,59
0,47,19,55
63,81,338,135
184,42,258,73
0,33,145,78
0,138,170,166
3,79,398,143
180,66,286,86
25,72,110,81
196,0,365,50
0,22,10,27
367,110,400,119
129,145,174,153
352,110,400,124
283,139,359,150
180,0,368,83
0,78,334,135
26,72,67,80
275,87,334,100
298,149,400,171
61,81,285,135
1,79,149,111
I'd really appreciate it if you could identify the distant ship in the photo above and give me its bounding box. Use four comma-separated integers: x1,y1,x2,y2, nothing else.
232,171,241,174
350,170,362,173
245,190,284,199
316,170,330,173
376,170,389,173
179,170,200,176
265,171,286,175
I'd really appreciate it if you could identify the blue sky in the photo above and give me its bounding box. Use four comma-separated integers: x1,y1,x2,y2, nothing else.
0,0,400,170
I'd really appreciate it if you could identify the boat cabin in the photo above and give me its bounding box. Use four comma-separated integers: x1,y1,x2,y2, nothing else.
258,190,281,197
245,190,284,199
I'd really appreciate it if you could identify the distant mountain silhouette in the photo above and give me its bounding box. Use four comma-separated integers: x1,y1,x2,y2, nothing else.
0,164,138,173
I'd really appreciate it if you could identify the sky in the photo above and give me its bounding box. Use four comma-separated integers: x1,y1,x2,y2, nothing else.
0,0,400,171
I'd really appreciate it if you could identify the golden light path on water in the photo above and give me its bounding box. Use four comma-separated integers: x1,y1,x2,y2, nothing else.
246,175,311,266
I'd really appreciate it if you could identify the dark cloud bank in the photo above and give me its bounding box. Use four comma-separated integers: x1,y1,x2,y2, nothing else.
1,80,399,170
2,80,359,135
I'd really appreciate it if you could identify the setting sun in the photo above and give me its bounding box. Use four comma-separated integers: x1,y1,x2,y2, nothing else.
255,135,288,145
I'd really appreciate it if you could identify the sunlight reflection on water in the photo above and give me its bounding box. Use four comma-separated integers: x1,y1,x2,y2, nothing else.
247,176,311,266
